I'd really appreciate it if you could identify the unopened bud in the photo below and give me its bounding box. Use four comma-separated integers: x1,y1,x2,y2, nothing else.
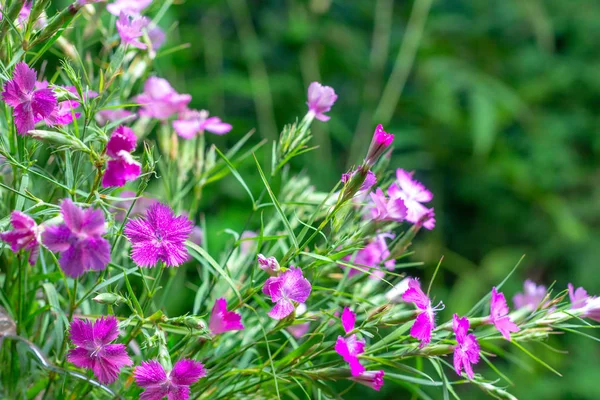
29,130,89,152
364,124,394,166
93,293,124,305
258,254,280,276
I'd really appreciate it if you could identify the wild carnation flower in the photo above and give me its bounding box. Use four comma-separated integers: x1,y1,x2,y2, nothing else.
1,62,56,134
135,359,206,400
513,280,548,310
365,124,394,166
486,287,520,340
42,199,110,278
263,266,311,320
335,308,366,376
306,82,337,121
402,278,444,348
67,316,132,384
124,203,193,267
240,230,257,254
107,0,152,16
452,314,480,379
349,370,385,391
257,254,280,276
102,125,142,187
208,298,244,335
0,211,42,265
369,188,407,222
116,12,150,49
341,169,377,193
173,109,232,139
96,108,137,126
135,77,191,120
568,283,600,322
388,169,435,229
342,233,395,278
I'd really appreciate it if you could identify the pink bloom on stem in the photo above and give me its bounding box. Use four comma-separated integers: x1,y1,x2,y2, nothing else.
45,100,81,126
135,77,191,120
402,278,444,348
341,307,356,334
124,203,193,267
42,199,110,278
388,168,435,229
335,307,366,376
102,125,142,187
257,254,280,275
452,314,480,379
262,266,311,320
1,62,56,134
342,233,395,278
67,316,132,384
349,370,385,391
287,322,310,338
96,108,137,126
568,284,600,322
306,82,337,121
0,211,42,265
513,280,548,310
116,12,150,50
148,25,166,50
369,188,407,222
135,359,206,400
341,169,377,193
173,109,232,139
208,298,244,335
107,0,152,16
365,124,394,166
487,287,520,341
240,231,257,255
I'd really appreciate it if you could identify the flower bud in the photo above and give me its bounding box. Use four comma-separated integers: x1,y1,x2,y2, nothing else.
29,130,89,152
257,254,280,276
92,293,125,305
364,124,394,166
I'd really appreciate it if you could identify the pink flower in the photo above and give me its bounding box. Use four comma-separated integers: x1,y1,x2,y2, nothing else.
116,12,150,49
135,359,206,400
341,307,356,334
568,284,600,322
96,108,136,126
208,298,244,335
102,126,141,187
173,109,232,139
365,124,394,166
42,199,110,278
67,316,132,384
240,231,257,254
452,314,480,379
402,278,444,348
0,211,42,265
341,170,377,193
287,322,310,338
107,0,152,16
349,370,385,391
148,26,166,50
1,62,56,134
335,308,365,376
388,169,435,229
486,287,520,341
342,233,395,278
45,100,81,126
124,203,193,267
513,280,548,310
369,188,407,222
135,77,191,120
306,82,337,121
257,254,280,275
262,266,311,320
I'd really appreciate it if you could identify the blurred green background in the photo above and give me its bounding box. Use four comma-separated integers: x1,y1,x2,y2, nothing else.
150,0,600,398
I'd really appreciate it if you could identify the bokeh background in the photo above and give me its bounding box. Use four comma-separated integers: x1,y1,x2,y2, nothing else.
56,0,600,398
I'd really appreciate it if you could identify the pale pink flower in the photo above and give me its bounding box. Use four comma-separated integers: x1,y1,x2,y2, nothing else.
0,211,42,265
513,280,548,310
486,287,520,341
569,283,600,322
369,188,407,222
173,109,232,139
135,77,191,120
257,254,280,276
107,0,152,16
262,266,311,320
116,12,150,49
306,82,337,121
388,169,435,229
208,298,244,335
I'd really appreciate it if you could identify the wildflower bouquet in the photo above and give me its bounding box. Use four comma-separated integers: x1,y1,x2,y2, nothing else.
0,1,599,399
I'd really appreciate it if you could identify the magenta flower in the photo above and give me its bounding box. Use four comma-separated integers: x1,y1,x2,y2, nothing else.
102,125,141,187
135,77,191,120
107,0,152,16
116,12,150,49
568,284,600,322
365,124,394,166
341,170,377,193
124,203,193,267
208,298,244,335
135,359,206,400
67,316,132,384
341,307,356,334
45,100,81,126
0,211,42,265
486,287,520,341
342,233,395,278
262,266,311,320
452,314,480,379
306,82,337,121
402,278,444,348
173,109,232,139
335,308,365,376
513,280,548,310
42,199,110,278
369,188,407,222
1,62,56,134
349,370,385,391
257,254,280,276
388,169,435,229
